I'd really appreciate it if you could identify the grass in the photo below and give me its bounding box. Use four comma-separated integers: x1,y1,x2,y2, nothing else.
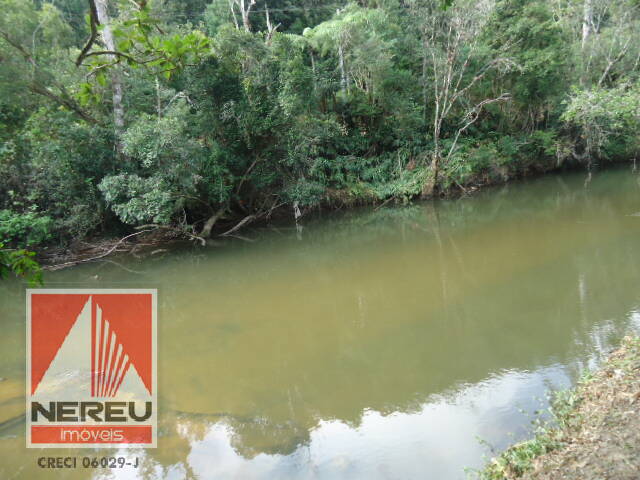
477,390,575,480
476,336,640,480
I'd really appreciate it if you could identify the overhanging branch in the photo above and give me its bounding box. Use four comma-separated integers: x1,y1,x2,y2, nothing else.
76,0,101,66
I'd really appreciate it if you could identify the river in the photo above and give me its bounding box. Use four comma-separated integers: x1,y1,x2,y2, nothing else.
2,166,640,479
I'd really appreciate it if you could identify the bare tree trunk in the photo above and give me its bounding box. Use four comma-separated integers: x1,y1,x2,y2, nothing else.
155,76,162,117
228,0,239,29
310,50,317,93
423,47,442,198
338,42,347,93
264,2,280,44
199,207,227,239
422,35,428,126
238,0,256,32
95,0,125,149
422,154,440,198
582,0,593,50
422,120,441,198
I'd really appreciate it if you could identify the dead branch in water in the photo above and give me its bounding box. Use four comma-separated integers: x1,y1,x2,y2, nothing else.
219,215,256,237
42,201,288,271
374,197,394,211
199,207,227,239
44,229,154,271
135,223,207,246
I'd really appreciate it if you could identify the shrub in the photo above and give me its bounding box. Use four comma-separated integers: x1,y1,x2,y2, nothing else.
0,208,53,247
0,242,43,286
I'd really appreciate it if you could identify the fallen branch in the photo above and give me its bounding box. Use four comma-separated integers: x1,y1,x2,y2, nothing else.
135,223,207,246
97,259,145,274
374,197,394,211
265,202,285,221
235,158,260,196
199,207,227,239
45,229,154,270
220,215,256,237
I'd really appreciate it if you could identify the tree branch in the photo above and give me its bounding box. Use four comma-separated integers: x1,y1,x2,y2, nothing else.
76,0,101,66
446,93,511,161
0,29,99,124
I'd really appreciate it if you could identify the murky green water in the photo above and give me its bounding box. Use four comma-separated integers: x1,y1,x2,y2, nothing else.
3,167,640,479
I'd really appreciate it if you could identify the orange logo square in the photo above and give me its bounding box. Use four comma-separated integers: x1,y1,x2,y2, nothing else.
26,289,157,448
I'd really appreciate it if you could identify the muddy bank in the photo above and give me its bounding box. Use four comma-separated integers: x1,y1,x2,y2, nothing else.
480,335,640,480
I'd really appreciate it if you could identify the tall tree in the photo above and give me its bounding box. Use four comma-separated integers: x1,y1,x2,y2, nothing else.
94,0,125,144
229,0,257,32
582,0,593,50
414,0,513,196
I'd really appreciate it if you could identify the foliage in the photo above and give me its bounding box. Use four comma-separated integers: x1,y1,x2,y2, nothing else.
0,243,43,286
99,174,176,225
17,109,114,242
561,83,640,159
1,0,640,250
0,208,53,247
483,0,569,130
77,1,211,105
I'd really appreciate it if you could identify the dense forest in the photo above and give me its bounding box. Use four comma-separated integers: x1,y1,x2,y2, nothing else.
1,0,639,272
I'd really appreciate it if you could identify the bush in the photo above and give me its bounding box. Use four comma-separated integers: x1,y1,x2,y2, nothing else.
20,109,114,242
99,174,177,225
0,242,43,286
0,208,53,247
561,84,640,161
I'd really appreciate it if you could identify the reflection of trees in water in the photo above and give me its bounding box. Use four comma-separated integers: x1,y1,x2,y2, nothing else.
168,410,309,457
228,417,308,457
2,168,640,476
144,170,640,462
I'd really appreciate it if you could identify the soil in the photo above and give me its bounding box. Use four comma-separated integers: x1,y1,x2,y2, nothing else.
492,336,640,480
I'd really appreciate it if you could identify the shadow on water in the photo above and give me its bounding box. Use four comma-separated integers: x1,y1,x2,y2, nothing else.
2,167,640,479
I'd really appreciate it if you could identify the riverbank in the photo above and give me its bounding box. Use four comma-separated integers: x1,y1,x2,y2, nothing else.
480,335,640,480
37,161,617,271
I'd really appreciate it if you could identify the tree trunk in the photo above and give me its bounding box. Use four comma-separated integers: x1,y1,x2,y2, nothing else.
338,43,347,93
199,207,227,239
422,152,440,198
155,76,162,117
228,0,239,29
310,50,317,93
242,10,251,31
423,112,441,198
582,0,593,50
422,45,428,126
264,2,279,44
239,0,255,32
95,0,125,145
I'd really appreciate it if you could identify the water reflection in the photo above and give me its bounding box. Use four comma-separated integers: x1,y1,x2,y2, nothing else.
2,167,640,479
